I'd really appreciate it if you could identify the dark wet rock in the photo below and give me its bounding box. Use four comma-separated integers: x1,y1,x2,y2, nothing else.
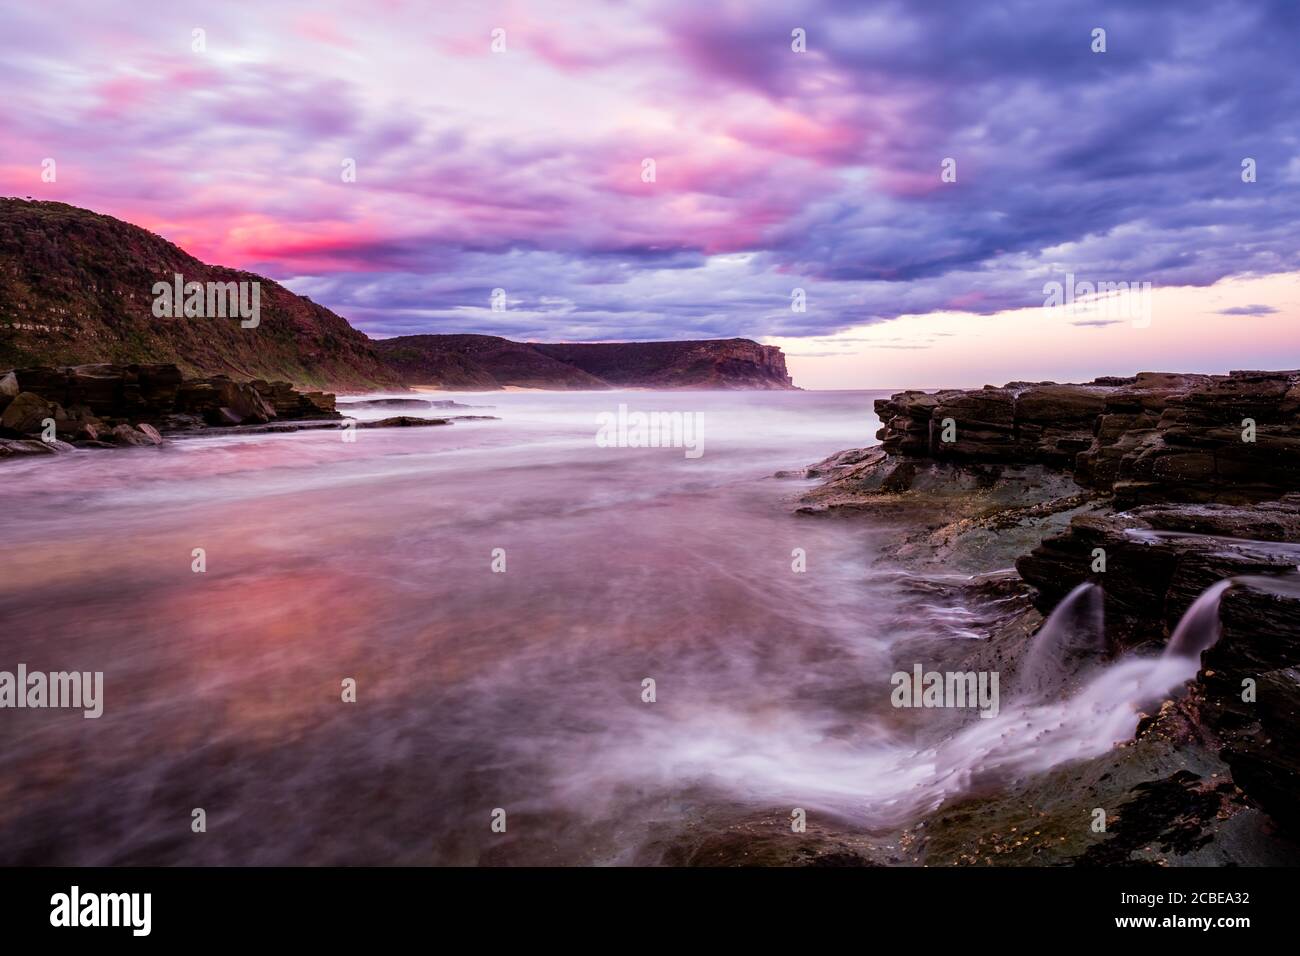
338,397,432,409
808,368,1300,851
0,364,346,458
1015,497,1300,651
109,424,163,447
775,446,885,480
0,363,337,429
0,391,59,435
250,379,338,419
177,376,277,425
1072,771,1233,865
651,812,881,867
872,369,1300,506
1078,370,1300,506
338,398,425,409
158,413,205,432
207,407,244,427
354,416,452,428
0,371,18,410
0,437,70,457
337,397,494,411
795,452,1103,573
1199,577,1300,832
14,363,183,421
202,420,344,435
908,702,1295,866
875,381,1111,467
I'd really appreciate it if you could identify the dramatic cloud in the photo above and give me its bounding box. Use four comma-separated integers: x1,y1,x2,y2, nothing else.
2,0,1298,344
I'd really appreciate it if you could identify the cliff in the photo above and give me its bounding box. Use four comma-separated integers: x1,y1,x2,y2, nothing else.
374,334,797,390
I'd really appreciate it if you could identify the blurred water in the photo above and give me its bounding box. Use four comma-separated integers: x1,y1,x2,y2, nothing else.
0,389,918,863
0,388,1229,865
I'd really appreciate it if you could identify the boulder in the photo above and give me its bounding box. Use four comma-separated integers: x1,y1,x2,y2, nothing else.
0,391,59,435
0,438,65,457
0,370,18,411
136,423,164,444
177,376,277,425
250,380,340,419
109,424,163,447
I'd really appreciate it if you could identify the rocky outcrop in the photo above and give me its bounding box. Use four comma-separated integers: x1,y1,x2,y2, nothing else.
374,334,797,390
355,416,452,428
807,367,1300,844
1080,370,1300,506
1202,577,1300,832
250,380,337,420
0,437,75,458
875,382,1110,466
0,363,342,453
1070,372,1215,488
875,369,1300,504
1015,498,1300,650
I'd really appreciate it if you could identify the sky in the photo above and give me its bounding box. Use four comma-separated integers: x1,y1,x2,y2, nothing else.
2,0,1298,387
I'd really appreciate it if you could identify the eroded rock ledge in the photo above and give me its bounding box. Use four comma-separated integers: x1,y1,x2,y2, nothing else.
794,368,1300,858
0,363,339,456
876,369,1300,504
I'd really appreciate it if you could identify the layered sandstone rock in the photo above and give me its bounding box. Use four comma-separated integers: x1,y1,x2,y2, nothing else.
874,382,1111,466
1203,577,1300,832
1082,370,1300,506
874,369,1300,505
812,370,1300,840
0,363,342,452
1015,497,1300,650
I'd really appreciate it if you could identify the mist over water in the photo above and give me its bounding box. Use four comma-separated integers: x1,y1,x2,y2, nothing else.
0,389,1229,864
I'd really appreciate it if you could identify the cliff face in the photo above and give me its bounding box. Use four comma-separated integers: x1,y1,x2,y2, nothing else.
374,334,797,390
0,199,400,390
533,339,795,389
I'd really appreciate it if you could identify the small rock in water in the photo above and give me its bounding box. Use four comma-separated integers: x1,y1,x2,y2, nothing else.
0,437,69,457
109,424,164,447
354,416,452,428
